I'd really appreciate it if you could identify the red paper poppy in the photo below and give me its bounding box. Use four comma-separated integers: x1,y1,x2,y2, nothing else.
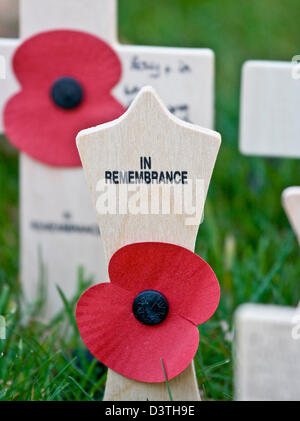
3,30,125,167
76,242,220,383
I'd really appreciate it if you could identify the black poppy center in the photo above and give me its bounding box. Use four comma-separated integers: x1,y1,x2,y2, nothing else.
51,76,83,110
132,290,169,326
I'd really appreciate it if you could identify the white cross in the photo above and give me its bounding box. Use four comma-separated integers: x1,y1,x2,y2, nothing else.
0,0,215,321
235,303,300,401
239,60,300,242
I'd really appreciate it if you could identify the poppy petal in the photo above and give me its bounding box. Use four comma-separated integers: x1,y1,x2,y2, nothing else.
12,30,122,91
76,282,199,383
109,242,220,326
4,91,125,167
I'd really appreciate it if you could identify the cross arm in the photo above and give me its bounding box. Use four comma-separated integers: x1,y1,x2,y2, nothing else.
114,44,214,129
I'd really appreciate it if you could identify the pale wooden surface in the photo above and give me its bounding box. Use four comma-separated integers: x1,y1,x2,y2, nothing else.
77,86,221,401
20,0,117,41
104,363,200,401
282,187,300,245
240,60,300,158
0,0,215,322
235,303,300,401
77,87,221,259
114,45,214,129
20,155,108,318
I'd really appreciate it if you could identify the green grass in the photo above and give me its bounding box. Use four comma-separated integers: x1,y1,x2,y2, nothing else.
1,0,300,401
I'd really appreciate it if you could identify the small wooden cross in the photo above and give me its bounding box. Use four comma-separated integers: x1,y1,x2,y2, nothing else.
239,60,300,243
235,303,300,401
0,0,215,320
77,86,221,401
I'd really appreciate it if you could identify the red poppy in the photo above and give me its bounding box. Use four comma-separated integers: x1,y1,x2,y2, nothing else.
3,30,125,167
76,242,220,383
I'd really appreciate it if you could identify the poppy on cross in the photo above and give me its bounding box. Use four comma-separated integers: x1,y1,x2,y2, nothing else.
76,86,221,400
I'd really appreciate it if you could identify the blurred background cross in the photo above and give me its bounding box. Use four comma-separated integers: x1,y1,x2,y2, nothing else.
240,60,300,243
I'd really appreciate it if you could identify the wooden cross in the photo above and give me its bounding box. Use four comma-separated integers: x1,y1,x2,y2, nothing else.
239,60,300,242
235,303,300,401
0,0,215,321
77,86,221,401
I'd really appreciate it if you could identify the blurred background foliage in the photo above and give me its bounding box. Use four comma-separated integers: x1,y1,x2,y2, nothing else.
0,0,300,401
